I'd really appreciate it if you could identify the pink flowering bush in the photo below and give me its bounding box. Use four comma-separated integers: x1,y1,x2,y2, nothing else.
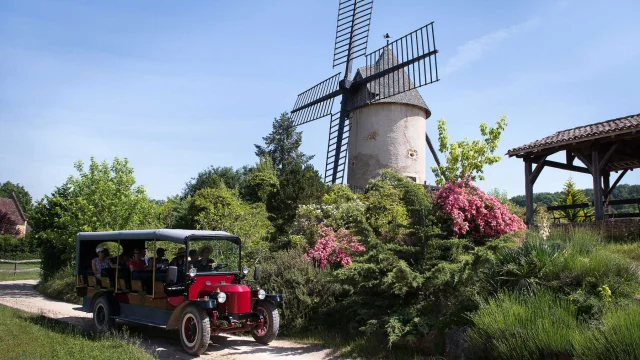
435,180,526,242
305,224,365,269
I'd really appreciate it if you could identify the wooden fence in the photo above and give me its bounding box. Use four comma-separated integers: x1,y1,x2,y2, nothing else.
0,259,40,276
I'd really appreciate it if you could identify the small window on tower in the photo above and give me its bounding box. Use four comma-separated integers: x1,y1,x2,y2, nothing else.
406,176,417,183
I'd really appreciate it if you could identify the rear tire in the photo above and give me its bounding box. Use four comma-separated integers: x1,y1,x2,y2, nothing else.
93,296,115,333
251,300,279,344
179,304,211,355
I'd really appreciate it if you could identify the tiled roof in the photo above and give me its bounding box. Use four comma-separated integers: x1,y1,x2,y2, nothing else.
0,194,26,224
507,113,640,156
349,47,430,116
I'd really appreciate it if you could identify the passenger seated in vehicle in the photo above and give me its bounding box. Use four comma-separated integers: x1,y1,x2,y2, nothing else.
91,247,115,280
148,247,167,269
193,245,216,272
169,247,186,267
188,249,199,266
129,248,150,272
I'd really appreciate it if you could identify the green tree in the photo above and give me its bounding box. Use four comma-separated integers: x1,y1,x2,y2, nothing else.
182,166,246,199
431,116,508,186
31,157,160,280
0,181,33,216
254,112,313,175
241,156,279,204
554,177,594,222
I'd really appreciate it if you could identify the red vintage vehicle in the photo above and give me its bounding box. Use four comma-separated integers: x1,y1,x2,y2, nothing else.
75,229,281,355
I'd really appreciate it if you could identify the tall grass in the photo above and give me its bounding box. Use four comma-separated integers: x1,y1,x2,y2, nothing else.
465,290,583,360
574,305,640,360
34,266,80,304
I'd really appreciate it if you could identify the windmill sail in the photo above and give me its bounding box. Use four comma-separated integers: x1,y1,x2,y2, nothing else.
333,0,374,68
290,73,342,127
324,112,350,184
352,23,438,105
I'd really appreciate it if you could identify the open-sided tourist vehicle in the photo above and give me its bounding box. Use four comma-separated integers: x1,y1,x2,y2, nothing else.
75,229,281,355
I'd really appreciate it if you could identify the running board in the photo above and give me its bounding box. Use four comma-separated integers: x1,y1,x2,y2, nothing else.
111,316,167,328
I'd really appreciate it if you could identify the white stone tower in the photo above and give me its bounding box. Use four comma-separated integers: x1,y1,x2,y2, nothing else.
346,47,431,190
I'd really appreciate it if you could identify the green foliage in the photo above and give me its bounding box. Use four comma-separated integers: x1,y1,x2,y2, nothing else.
241,156,279,204
189,186,272,265
0,181,33,216
553,177,594,222
0,305,154,360
466,290,583,360
34,266,79,304
254,112,314,175
0,233,38,259
182,165,247,199
363,178,408,241
31,157,160,280
431,116,508,186
574,304,640,360
158,194,190,229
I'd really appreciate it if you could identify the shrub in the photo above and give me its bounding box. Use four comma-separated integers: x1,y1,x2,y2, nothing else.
305,225,365,269
35,266,79,304
466,290,584,360
435,180,526,242
574,304,640,360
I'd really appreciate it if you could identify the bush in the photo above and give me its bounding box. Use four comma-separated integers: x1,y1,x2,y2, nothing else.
35,266,79,304
435,180,526,243
574,304,640,360
466,290,584,360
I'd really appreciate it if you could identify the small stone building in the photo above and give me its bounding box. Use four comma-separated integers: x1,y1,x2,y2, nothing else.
0,192,30,237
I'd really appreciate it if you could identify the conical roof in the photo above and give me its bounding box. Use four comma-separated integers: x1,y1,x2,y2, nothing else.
349,47,430,118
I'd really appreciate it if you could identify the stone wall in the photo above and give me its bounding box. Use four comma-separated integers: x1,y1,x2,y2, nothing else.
551,218,640,239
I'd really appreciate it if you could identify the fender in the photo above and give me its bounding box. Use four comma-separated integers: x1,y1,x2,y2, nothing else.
251,290,282,304
166,300,218,330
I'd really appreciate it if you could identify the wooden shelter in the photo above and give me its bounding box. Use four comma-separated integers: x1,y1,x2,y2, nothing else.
507,113,640,225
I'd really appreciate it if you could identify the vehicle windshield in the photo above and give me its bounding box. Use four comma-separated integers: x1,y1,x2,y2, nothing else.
187,238,240,274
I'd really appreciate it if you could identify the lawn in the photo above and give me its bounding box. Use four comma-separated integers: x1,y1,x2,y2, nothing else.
0,262,40,281
0,305,155,360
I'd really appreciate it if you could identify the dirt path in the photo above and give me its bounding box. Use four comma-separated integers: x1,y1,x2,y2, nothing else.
0,280,335,360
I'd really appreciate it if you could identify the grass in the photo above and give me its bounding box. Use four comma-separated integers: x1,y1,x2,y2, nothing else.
0,263,40,271
0,271,40,281
34,267,80,304
574,304,640,360
0,305,154,360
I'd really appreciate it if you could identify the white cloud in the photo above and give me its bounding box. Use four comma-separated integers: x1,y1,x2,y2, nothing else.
441,17,540,76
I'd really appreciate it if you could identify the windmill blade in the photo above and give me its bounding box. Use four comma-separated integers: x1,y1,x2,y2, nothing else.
426,131,441,167
333,0,374,68
352,22,439,103
290,73,342,127
325,112,350,184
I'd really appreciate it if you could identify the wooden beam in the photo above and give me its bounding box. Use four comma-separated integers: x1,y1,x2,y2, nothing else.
525,160,534,226
592,149,604,221
607,169,628,197
603,171,611,203
530,158,547,185
599,143,619,170
575,153,593,173
425,132,441,167
566,150,575,165
539,160,591,174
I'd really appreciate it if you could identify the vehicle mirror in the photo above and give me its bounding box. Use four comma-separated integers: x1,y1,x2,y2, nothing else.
253,265,260,281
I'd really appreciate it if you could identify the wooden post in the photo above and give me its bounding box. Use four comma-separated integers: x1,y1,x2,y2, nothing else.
592,149,604,221
115,239,120,293
603,171,611,217
525,159,534,225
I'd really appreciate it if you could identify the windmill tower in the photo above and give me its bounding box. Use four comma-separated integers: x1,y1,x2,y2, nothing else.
289,0,441,190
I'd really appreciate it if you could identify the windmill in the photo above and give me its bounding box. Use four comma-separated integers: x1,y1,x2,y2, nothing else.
289,0,441,190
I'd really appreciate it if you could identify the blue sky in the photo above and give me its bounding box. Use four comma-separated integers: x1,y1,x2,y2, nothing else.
1,0,639,201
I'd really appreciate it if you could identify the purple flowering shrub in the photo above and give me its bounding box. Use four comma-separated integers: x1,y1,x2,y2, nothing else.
435,180,526,242
305,224,365,269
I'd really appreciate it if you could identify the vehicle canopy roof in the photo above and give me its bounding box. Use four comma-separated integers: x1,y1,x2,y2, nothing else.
76,229,240,245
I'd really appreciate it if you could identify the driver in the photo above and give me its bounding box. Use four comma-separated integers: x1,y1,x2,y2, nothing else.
194,245,216,272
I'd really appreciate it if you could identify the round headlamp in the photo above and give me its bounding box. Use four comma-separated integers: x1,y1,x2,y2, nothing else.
217,292,227,303
188,268,197,277
242,266,249,275
258,289,266,300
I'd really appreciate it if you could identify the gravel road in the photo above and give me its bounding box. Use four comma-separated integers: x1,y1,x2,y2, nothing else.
0,280,334,360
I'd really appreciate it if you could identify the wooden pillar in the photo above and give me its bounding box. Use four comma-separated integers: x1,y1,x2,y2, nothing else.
603,171,611,217
525,159,534,225
592,149,604,221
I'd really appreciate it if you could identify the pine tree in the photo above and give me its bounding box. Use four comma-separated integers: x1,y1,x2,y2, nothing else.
555,177,594,222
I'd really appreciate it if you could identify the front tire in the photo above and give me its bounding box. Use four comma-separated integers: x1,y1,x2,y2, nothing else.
252,300,279,344
93,296,115,333
179,304,211,355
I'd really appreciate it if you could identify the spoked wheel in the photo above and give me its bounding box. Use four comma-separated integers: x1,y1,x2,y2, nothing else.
93,296,115,333
179,304,211,355
251,300,279,344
